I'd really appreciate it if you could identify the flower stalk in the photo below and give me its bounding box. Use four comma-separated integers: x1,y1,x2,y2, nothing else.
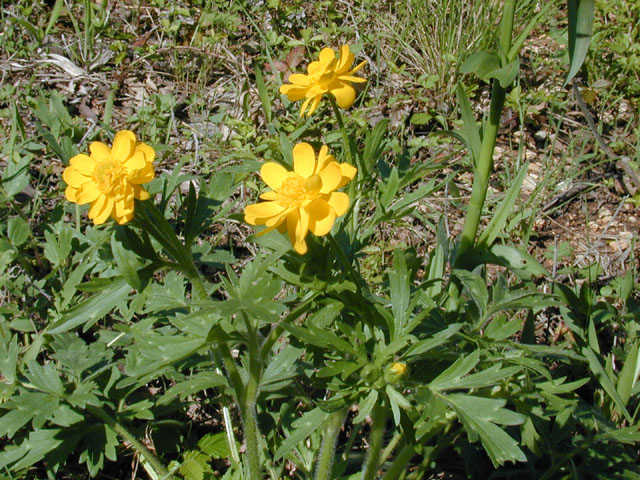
329,96,353,165
314,408,347,480
361,402,387,480
456,0,516,260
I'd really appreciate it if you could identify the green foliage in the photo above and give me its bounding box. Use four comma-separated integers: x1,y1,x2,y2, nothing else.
0,0,638,479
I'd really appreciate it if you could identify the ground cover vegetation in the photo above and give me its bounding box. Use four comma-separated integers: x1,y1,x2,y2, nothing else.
1,0,639,478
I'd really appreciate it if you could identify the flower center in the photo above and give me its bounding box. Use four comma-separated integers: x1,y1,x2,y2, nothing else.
93,159,126,194
277,173,322,208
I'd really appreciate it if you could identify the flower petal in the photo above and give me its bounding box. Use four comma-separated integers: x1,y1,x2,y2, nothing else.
63,166,91,188
330,84,356,109
288,74,312,86
259,190,278,201
89,142,111,161
336,45,354,73
338,75,367,83
244,201,287,225
260,162,289,190
135,142,155,164
280,84,309,101
111,130,136,162
125,151,146,173
65,186,78,202
299,96,313,117
128,163,155,185
88,194,107,219
287,208,309,254
349,60,367,74
307,198,336,236
318,161,342,194
338,163,357,188
134,185,150,200
293,143,316,178
115,198,134,218
327,191,350,216
305,96,322,116
75,182,101,204
315,145,331,174
69,154,96,175
318,47,336,66
92,196,114,224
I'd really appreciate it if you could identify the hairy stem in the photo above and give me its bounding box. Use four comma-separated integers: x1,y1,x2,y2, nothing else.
361,402,387,480
456,0,516,260
315,408,347,480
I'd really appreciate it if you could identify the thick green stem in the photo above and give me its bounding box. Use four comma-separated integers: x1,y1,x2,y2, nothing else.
456,0,516,260
329,96,353,165
242,374,261,480
88,406,173,479
380,443,414,480
315,408,347,480
361,403,387,480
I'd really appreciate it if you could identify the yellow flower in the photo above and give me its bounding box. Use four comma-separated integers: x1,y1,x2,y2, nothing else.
63,130,155,225
389,362,407,377
280,44,366,117
244,142,357,254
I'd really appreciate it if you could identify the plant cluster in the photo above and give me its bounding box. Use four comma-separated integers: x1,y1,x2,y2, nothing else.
0,1,639,479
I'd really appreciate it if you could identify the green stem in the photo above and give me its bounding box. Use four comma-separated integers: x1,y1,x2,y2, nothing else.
242,374,261,480
380,443,414,480
361,403,387,480
315,408,347,480
88,406,173,479
456,0,516,260
329,96,353,165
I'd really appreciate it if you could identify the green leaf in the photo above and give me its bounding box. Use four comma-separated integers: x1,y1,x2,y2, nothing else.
379,166,399,210
565,0,595,85
48,276,131,333
111,229,144,290
406,323,462,358
452,269,488,321
443,394,526,466
460,51,501,80
354,390,379,424
363,119,389,175
386,384,411,425
477,162,529,248
44,0,65,38
2,154,30,199
11,429,64,471
7,217,30,246
493,57,520,88
261,345,303,391
254,63,272,123
43,226,73,266
158,372,227,405
274,408,329,461
456,83,481,163
388,249,410,338
24,360,65,395
617,340,640,406
430,350,480,390
198,432,231,459
582,346,632,422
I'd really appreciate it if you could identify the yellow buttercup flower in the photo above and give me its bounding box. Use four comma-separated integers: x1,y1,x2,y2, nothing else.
63,130,155,225
244,143,357,254
280,44,366,117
